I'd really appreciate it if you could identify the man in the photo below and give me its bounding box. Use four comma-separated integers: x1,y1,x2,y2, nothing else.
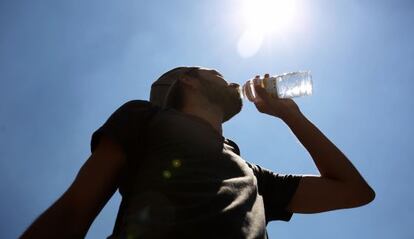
21,66,375,238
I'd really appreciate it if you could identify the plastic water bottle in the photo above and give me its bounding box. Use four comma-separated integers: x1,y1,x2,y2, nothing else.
241,71,313,101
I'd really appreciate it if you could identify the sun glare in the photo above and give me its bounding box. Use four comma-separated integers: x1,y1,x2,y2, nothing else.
242,0,298,33
237,0,299,58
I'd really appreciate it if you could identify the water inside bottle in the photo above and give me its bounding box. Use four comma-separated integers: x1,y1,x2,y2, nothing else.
276,71,312,98
241,71,313,101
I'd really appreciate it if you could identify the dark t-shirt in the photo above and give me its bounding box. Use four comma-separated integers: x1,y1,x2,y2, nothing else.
91,100,302,239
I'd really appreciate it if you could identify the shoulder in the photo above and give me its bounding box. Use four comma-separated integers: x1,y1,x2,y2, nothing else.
114,100,160,116
119,100,155,110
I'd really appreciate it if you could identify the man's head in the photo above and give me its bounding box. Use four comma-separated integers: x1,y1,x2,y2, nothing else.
150,66,242,122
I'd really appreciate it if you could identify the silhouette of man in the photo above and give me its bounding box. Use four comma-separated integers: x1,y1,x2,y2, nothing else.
21,66,375,238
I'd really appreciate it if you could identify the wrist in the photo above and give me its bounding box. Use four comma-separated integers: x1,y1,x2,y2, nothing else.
278,108,304,123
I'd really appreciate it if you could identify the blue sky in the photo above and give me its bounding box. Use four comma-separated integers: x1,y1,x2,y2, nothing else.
1,0,413,238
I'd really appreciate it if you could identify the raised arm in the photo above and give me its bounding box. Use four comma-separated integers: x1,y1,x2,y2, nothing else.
281,110,375,213
252,75,375,214
20,136,126,238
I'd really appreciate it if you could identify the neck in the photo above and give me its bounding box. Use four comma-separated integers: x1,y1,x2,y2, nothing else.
180,104,223,135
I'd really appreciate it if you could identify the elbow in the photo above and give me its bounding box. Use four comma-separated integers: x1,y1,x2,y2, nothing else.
364,186,376,204
354,184,376,206
342,181,376,208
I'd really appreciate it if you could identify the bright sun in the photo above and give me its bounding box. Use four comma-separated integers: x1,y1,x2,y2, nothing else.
242,0,298,34
237,0,299,58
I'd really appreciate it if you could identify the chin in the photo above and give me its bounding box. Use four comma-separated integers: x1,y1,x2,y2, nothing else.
222,102,243,122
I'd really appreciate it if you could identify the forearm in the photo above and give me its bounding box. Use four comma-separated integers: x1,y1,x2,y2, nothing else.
20,196,86,239
281,110,370,185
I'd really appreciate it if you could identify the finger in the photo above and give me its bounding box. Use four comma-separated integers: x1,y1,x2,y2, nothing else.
254,82,270,101
250,79,264,102
253,76,261,86
254,83,266,96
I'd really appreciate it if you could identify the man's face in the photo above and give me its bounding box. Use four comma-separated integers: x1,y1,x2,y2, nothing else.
196,69,242,122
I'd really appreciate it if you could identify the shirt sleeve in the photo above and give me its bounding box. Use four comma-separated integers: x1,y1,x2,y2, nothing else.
248,163,302,223
90,100,156,157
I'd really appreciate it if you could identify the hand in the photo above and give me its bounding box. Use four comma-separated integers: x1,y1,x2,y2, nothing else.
253,74,301,119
